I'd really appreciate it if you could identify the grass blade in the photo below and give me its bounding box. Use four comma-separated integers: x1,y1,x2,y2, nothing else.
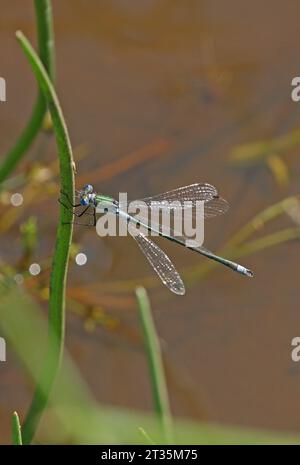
135,286,173,444
12,411,22,445
0,0,55,184
0,279,298,444
15,30,75,444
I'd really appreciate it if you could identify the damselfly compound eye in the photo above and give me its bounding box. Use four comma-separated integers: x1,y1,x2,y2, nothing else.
84,184,93,193
80,195,89,206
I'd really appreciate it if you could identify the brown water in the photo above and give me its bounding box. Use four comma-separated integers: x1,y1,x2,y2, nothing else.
1,0,300,443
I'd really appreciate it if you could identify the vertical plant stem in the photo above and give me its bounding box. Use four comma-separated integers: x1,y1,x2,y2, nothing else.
15,31,74,444
35,0,55,80
0,0,54,184
135,286,173,444
12,411,23,445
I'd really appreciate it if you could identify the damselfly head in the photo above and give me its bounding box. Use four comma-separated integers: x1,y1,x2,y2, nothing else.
77,185,94,206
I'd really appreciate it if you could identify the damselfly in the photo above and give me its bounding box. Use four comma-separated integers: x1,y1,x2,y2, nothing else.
59,183,253,295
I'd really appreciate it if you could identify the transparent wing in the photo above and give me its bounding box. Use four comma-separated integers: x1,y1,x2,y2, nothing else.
141,183,218,204
203,196,229,218
119,183,229,219
128,226,185,296
129,207,199,246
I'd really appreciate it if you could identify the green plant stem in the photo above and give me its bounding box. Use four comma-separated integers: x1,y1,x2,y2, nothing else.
0,0,54,184
16,31,74,444
135,286,173,444
12,411,23,445
35,0,55,79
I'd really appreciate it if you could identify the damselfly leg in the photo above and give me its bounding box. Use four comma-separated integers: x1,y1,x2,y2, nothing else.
59,191,97,226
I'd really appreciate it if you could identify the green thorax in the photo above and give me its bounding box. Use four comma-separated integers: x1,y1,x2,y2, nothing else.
94,194,115,206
